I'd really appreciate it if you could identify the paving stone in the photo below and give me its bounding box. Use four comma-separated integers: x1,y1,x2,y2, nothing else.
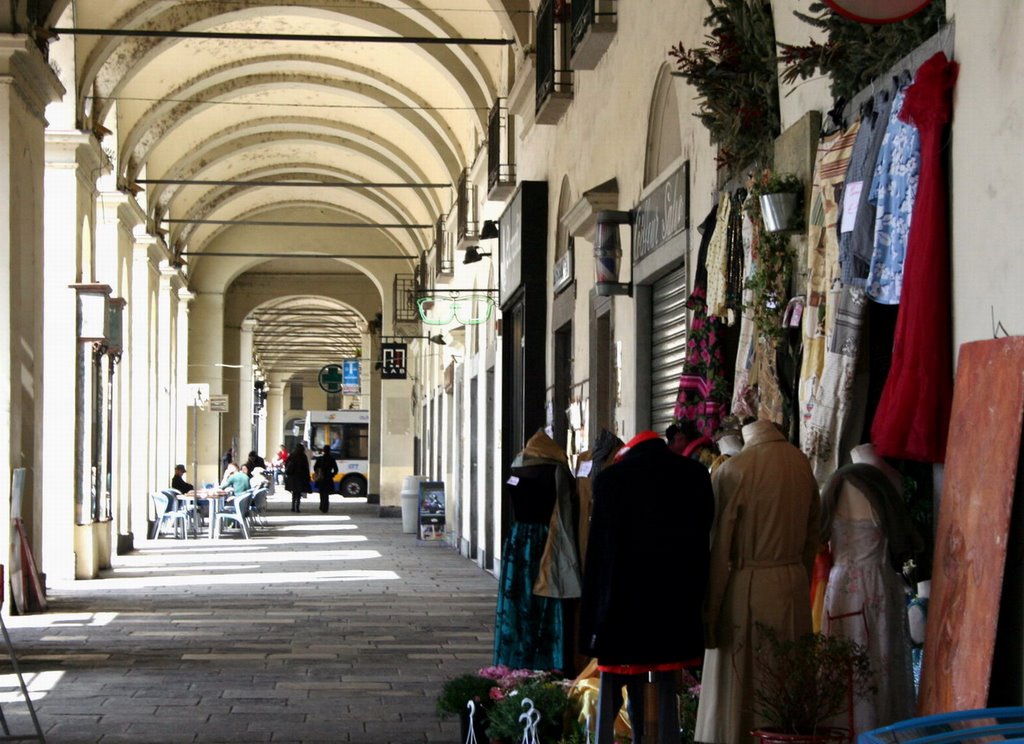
4,501,497,743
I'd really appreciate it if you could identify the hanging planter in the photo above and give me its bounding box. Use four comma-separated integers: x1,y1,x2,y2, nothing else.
759,192,800,233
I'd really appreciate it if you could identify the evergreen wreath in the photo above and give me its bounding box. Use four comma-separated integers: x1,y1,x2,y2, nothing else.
669,0,781,178
778,0,947,103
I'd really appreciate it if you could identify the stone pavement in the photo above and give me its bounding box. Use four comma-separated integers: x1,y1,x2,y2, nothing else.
0,494,498,743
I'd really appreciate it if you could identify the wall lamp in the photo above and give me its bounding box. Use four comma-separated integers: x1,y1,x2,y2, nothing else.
480,220,500,240
463,246,492,265
594,210,634,297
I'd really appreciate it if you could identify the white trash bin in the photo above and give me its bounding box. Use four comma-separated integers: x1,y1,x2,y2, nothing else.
401,475,427,534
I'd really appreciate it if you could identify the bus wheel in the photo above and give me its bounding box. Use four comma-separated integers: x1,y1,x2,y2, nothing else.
340,475,367,498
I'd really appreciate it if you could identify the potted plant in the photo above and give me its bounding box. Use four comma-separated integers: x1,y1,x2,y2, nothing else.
437,672,496,744
753,172,803,233
751,624,876,744
485,676,575,743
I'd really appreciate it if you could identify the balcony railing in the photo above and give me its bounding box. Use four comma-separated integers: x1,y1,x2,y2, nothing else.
487,99,516,199
434,215,453,275
535,0,573,123
393,274,419,324
456,168,477,245
570,0,616,69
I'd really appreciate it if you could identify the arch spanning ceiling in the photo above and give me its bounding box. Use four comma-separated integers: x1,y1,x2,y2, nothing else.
49,0,514,380
248,294,367,376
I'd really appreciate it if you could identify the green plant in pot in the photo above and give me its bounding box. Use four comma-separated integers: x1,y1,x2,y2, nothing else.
751,623,876,744
486,678,574,743
437,673,495,743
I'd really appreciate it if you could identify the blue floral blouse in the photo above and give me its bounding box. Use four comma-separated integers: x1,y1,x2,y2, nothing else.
866,86,921,305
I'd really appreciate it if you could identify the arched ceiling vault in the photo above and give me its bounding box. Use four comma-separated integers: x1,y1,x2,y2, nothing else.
41,0,514,380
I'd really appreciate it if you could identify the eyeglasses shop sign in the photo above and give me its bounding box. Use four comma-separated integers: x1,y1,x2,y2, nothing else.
633,161,689,262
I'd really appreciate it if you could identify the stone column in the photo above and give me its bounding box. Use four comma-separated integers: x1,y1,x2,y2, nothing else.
189,291,225,486
99,192,144,554
0,39,63,605
42,132,101,581
238,319,256,460
156,262,180,491
176,289,194,469
128,235,162,542
265,375,288,458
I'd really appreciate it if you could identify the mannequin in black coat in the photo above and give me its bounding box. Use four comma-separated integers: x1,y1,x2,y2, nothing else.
580,431,714,743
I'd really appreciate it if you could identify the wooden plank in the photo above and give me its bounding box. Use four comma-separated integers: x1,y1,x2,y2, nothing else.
919,337,1024,714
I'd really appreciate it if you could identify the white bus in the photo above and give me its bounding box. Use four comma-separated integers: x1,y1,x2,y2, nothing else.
302,410,370,497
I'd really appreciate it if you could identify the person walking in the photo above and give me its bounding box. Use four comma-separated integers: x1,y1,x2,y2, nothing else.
313,447,339,513
284,444,310,513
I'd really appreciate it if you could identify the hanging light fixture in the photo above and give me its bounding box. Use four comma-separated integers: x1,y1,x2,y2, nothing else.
463,246,492,265
593,210,634,297
479,220,500,240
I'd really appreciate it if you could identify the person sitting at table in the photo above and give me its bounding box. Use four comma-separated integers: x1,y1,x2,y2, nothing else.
249,466,269,490
171,464,194,494
219,463,251,496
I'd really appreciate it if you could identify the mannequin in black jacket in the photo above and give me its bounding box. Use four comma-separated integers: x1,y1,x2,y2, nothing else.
580,430,714,744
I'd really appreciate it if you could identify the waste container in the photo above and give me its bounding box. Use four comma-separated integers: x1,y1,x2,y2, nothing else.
401,475,427,534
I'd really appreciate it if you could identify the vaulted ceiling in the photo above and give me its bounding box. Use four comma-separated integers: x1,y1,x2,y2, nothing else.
40,0,523,380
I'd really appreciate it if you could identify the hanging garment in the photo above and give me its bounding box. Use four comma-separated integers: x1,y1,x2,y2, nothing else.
871,52,958,463
695,421,820,744
493,432,574,670
799,124,860,446
579,435,713,667
865,84,919,305
705,194,734,322
803,286,870,483
820,463,922,736
730,205,759,421
676,204,731,437
839,89,895,287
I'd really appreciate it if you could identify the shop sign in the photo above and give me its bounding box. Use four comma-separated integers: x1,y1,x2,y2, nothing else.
499,188,523,306
553,245,574,293
341,359,361,395
633,160,689,262
380,342,407,380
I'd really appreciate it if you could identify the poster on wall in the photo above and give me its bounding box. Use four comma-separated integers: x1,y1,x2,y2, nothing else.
417,481,446,542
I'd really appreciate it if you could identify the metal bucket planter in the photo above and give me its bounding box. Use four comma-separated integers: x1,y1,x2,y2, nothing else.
759,192,800,232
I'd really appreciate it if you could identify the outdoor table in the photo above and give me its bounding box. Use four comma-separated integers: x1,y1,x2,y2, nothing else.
195,488,230,538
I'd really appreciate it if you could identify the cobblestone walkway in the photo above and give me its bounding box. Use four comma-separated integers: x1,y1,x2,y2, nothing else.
1,496,497,743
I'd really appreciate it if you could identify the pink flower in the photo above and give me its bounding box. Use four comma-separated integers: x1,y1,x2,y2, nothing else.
489,687,505,701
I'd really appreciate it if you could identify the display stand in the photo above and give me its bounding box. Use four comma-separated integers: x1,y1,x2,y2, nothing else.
0,567,45,742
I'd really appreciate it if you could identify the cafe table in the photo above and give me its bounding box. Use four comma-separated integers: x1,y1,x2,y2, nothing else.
192,488,231,538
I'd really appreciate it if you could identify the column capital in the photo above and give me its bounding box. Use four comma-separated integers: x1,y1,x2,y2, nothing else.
98,189,146,231
177,288,196,305
0,37,63,120
240,318,258,333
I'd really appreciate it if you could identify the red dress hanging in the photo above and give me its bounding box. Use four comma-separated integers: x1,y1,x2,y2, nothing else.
871,52,959,463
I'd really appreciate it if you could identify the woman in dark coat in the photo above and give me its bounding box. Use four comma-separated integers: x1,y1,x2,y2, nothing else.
283,444,310,513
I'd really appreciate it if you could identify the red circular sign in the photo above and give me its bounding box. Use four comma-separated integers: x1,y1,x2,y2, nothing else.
823,0,933,24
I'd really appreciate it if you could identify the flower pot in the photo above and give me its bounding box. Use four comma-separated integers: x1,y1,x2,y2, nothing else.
752,727,849,744
759,192,799,232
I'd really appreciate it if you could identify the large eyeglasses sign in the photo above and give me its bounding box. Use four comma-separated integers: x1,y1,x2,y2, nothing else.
417,294,497,325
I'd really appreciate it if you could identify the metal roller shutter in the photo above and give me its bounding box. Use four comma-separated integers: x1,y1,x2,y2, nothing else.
650,264,688,435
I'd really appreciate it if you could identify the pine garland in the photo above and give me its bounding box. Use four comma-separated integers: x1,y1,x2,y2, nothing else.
669,0,781,178
779,1,947,103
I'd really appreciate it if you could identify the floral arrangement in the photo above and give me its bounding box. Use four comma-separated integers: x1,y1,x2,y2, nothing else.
669,0,781,177
438,665,580,743
679,668,703,743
